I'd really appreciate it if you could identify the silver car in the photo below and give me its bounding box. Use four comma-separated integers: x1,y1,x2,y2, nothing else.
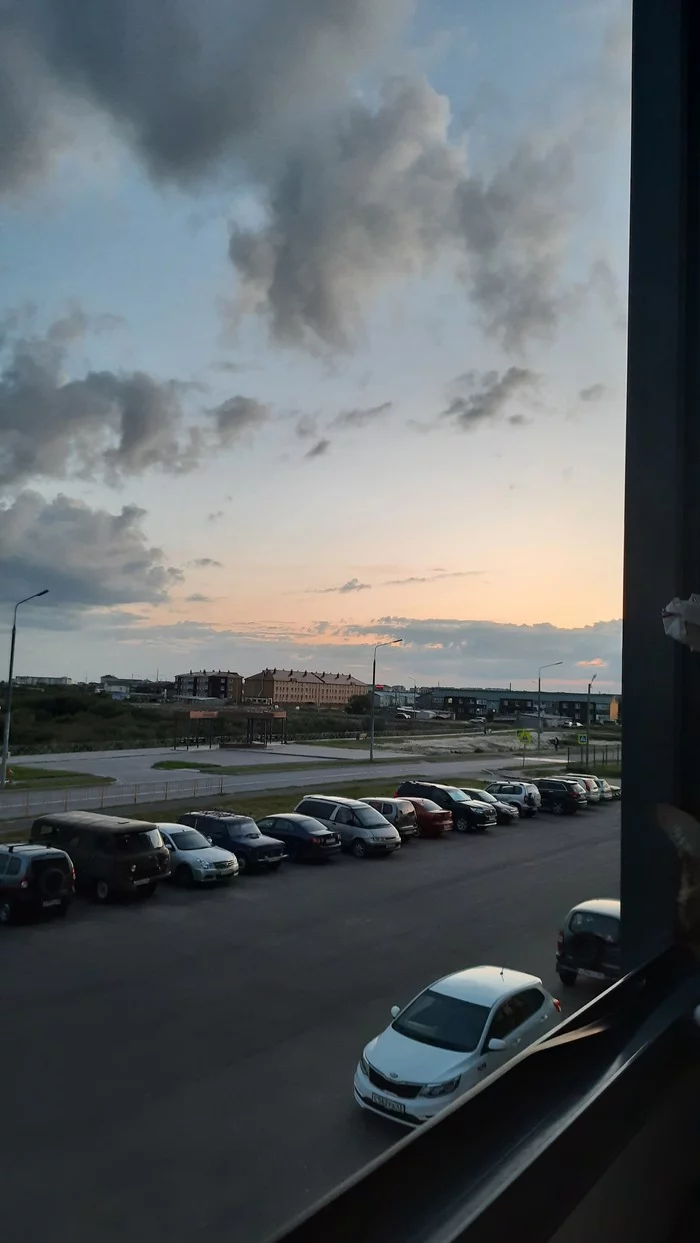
293,795,401,859
156,823,239,885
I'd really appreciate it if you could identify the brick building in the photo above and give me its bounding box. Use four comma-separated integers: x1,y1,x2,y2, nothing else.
243,669,367,707
174,670,243,702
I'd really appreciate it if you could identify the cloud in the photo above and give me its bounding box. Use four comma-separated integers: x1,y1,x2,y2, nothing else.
305,438,331,459
187,557,223,569
0,491,180,608
508,413,531,427
0,311,270,486
185,593,212,603
579,383,607,403
385,570,483,585
443,367,538,431
576,657,606,667
315,578,371,594
331,401,393,430
0,0,412,195
207,511,224,523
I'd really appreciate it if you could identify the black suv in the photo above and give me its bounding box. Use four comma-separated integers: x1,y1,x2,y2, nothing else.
557,898,621,986
395,781,496,833
178,811,286,872
533,778,587,815
0,843,74,924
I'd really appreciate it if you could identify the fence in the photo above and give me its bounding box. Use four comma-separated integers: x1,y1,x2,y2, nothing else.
0,775,230,824
564,744,621,769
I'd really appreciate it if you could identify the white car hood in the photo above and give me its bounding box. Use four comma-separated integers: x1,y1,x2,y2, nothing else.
367,1025,473,1084
189,845,236,863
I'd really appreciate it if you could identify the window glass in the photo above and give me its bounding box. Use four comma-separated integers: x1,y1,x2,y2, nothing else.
569,911,620,942
0,855,8,875
488,997,528,1040
392,989,490,1052
6,856,21,876
334,807,354,824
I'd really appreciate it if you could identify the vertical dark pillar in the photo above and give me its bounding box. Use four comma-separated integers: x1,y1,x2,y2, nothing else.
622,0,700,968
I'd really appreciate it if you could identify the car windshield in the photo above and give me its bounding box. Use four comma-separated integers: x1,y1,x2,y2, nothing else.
296,818,328,834
232,819,261,839
465,789,497,804
112,828,163,852
445,789,469,802
354,806,389,828
418,799,442,812
169,829,210,851
570,911,620,942
392,989,490,1052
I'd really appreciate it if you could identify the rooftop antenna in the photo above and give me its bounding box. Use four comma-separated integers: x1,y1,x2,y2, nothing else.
500,965,505,978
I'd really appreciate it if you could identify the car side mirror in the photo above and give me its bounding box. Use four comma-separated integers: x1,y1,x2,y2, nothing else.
390,1005,401,1019
207,837,213,845
165,843,174,851
488,1037,507,1052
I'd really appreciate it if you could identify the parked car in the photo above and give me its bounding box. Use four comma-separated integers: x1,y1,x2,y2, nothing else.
483,781,541,818
255,814,341,861
460,787,519,825
0,843,74,925
595,778,614,802
532,778,587,815
609,783,621,800
556,898,621,986
360,798,418,840
566,775,602,805
30,811,170,902
156,823,239,886
293,795,401,858
400,797,453,838
395,782,496,833
177,811,286,872
353,965,561,1127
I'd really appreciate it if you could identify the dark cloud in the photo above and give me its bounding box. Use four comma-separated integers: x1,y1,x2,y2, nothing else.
314,577,371,594
508,413,531,426
305,438,331,459
385,571,484,586
295,414,319,441
0,312,269,486
331,401,393,430
185,593,212,603
443,367,537,431
579,383,607,403
0,490,180,607
0,0,411,194
210,395,270,444
187,558,223,569
207,511,224,523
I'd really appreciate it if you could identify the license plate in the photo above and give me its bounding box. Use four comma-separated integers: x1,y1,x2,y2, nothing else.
578,968,605,979
133,877,153,887
371,1093,405,1114
42,898,61,907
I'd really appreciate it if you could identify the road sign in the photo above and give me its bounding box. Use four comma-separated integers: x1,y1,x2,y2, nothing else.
517,729,532,745
577,732,588,745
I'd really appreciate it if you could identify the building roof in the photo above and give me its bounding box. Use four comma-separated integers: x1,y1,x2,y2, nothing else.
247,668,367,685
432,966,543,1005
176,670,241,677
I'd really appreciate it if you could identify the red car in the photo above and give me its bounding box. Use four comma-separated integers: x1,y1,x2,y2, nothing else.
400,796,453,838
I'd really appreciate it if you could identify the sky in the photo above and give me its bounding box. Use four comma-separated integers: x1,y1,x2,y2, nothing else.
0,0,630,691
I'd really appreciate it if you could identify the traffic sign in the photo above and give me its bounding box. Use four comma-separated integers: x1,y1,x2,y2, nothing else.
577,732,588,745
517,729,532,745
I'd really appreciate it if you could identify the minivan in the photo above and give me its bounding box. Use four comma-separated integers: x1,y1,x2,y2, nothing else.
293,795,401,858
30,811,171,902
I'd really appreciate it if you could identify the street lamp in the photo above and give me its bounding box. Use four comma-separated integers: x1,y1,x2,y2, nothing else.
537,661,563,754
585,673,598,768
370,639,402,761
0,590,49,789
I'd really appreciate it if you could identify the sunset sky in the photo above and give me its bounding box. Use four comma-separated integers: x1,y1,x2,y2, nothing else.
0,0,630,690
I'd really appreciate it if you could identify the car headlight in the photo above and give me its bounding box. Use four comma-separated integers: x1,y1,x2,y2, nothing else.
420,1076,461,1098
359,1052,370,1076
195,858,213,869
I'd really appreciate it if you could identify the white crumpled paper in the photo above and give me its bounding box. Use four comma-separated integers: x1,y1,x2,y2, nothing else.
662,594,700,650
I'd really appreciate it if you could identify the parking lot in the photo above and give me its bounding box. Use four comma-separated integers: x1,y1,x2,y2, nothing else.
1,803,620,1243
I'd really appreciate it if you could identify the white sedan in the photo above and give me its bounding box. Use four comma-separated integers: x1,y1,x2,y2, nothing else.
353,965,561,1127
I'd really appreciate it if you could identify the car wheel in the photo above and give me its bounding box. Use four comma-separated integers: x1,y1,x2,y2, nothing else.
552,800,565,815
413,824,422,838
0,899,13,926
93,879,110,903
351,839,367,858
175,864,194,887
237,855,247,872
455,815,469,833
558,968,577,987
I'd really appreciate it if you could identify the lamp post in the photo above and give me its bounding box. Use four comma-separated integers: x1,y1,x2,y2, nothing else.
585,673,598,768
537,661,563,755
0,590,49,789
370,639,402,761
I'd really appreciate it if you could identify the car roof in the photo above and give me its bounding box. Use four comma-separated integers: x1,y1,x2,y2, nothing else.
567,774,597,781
303,794,367,807
31,811,156,833
569,898,621,918
0,843,65,855
180,810,252,821
431,965,543,1005
402,781,460,793
360,796,405,805
263,813,319,823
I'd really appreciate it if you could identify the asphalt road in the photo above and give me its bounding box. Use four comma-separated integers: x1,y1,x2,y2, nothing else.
1,804,620,1243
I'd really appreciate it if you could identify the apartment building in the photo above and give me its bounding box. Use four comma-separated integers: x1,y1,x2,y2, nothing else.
174,670,243,702
244,669,368,707
13,675,72,687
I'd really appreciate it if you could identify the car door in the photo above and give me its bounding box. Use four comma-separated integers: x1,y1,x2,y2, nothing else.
200,820,227,849
331,805,355,846
478,994,531,1078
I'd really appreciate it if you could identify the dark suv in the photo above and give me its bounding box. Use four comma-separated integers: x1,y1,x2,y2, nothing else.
0,843,74,924
557,898,621,986
395,781,496,833
533,778,587,815
31,812,170,902
178,811,286,872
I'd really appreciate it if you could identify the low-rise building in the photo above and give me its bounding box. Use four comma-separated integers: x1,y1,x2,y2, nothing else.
13,675,72,687
244,668,368,707
417,686,621,724
174,670,243,702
